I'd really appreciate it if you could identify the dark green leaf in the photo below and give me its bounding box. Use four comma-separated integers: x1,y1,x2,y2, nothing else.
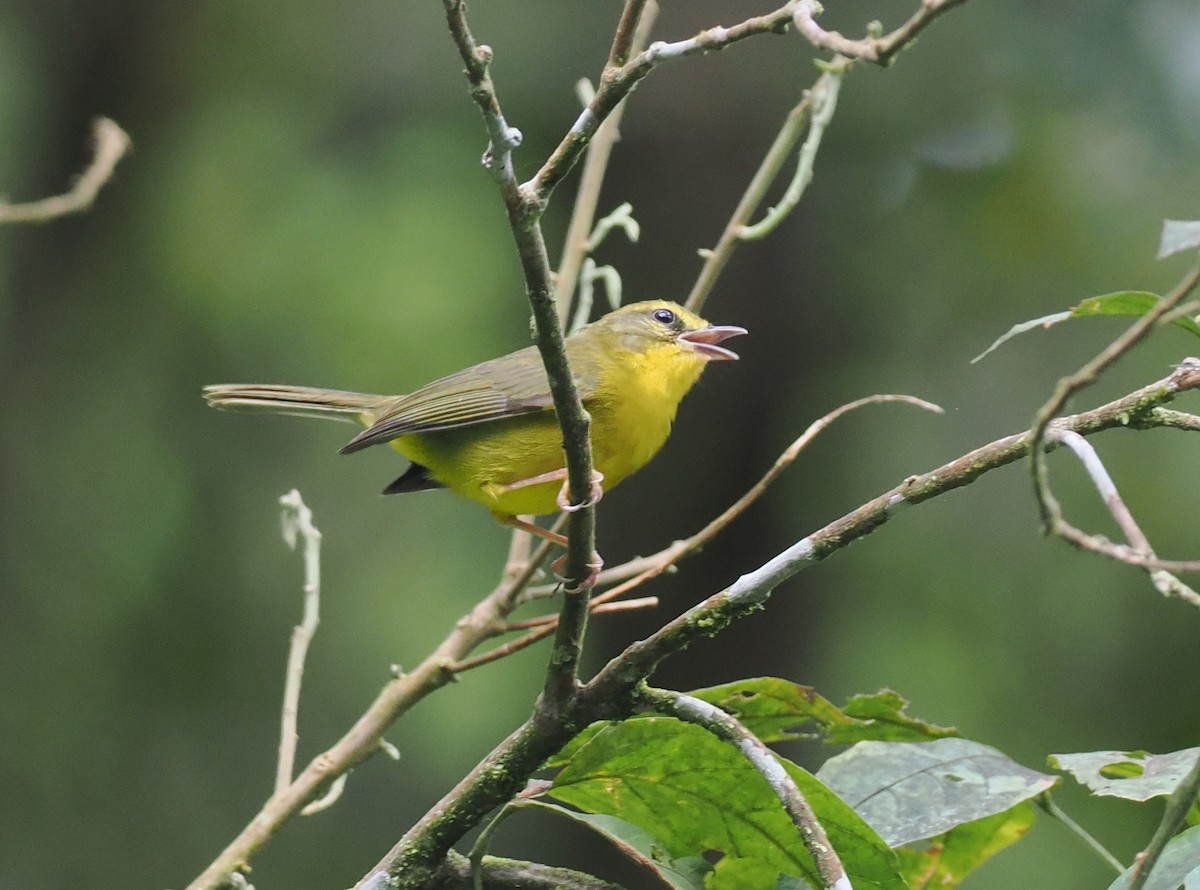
687,679,956,745
815,738,1057,846
1159,220,1200,259
517,801,710,890
896,803,1037,889
1050,748,1200,801
1107,824,1200,890
545,716,905,889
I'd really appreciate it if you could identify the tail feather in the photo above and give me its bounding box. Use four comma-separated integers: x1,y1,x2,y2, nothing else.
203,384,390,424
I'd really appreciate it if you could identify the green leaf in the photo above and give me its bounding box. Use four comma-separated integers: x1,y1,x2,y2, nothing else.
688,679,956,745
815,738,1058,846
835,691,959,744
896,803,1037,889
1107,824,1200,890
1160,219,1200,259
971,291,1200,364
518,801,711,890
545,716,905,890
1050,747,1200,801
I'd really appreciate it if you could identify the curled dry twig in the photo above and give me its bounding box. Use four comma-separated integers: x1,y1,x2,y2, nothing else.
0,117,131,224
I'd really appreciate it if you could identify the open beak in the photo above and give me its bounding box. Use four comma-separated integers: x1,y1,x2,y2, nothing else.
679,325,748,361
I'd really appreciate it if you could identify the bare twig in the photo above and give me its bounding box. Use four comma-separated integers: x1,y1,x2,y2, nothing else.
1053,431,1200,605
739,63,844,240
1038,796,1125,875
639,686,851,890
554,5,658,325
452,598,659,675
607,0,651,68
793,0,968,66
530,3,799,205
686,86,815,313
528,394,942,599
276,491,323,794
0,117,131,224
1030,259,1200,558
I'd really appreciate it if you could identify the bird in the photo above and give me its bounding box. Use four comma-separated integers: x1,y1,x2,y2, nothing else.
204,300,745,580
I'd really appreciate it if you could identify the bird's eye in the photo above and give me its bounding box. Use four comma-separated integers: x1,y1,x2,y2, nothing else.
652,307,676,325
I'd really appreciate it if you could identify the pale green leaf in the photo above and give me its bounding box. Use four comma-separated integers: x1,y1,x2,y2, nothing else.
1050,748,1200,801
815,738,1057,846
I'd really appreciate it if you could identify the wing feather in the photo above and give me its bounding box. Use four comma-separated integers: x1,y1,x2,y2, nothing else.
340,345,577,453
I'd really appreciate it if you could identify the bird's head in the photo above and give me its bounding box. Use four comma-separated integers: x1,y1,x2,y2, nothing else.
590,300,747,364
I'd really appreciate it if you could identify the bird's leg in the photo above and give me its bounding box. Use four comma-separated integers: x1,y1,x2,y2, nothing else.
498,514,568,548
497,467,605,513
495,513,604,590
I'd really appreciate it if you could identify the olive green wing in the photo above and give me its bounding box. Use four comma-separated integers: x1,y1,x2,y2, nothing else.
339,345,599,453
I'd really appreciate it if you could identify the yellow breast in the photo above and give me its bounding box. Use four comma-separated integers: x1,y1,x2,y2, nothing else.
390,340,710,517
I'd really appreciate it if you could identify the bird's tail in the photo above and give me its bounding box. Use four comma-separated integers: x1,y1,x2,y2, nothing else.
203,384,390,425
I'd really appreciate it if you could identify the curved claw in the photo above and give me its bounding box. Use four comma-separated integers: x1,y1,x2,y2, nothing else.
552,549,605,590
556,470,605,513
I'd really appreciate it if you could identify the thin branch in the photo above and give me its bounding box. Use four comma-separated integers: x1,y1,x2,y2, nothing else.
793,0,968,66
739,63,844,241
638,686,851,890
554,5,658,325
530,3,799,205
276,490,323,794
1054,431,1200,605
686,86,815,313
607,0,651,68
1038,795,1125,875
527,394,942,599
441,2,522,187
0,117,131,224
442,0,601,698
1030,258,1200,547
452,598,659,675
1127,748,1200,890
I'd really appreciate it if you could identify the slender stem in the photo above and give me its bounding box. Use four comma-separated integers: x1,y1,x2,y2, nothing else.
739,65,844,241
276,491,323,794
1038,796,1124,875
686,87,813,312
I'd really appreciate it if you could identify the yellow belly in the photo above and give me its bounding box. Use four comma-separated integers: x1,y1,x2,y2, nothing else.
388,344,706,516
389,401,673,517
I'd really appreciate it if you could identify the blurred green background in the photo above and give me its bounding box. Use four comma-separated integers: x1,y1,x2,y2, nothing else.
2,1,1199,887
